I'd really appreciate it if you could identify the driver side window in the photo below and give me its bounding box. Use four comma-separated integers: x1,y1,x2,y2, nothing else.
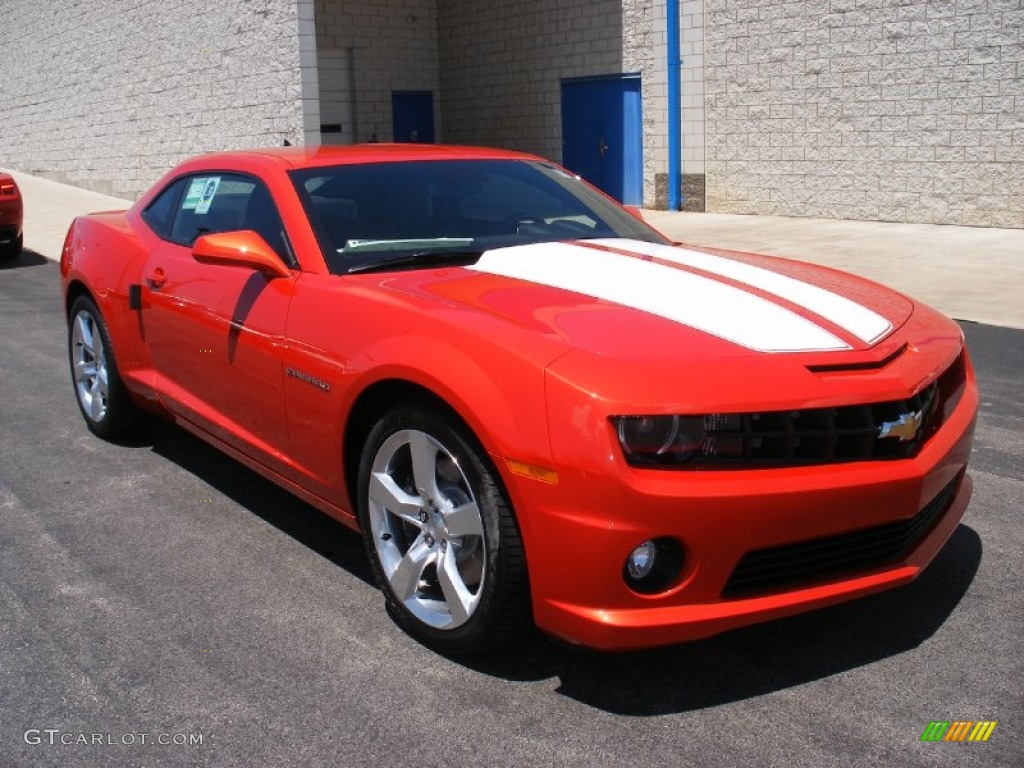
168,173,293,264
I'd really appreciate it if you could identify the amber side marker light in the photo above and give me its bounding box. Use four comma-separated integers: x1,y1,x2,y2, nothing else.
505,459,558,485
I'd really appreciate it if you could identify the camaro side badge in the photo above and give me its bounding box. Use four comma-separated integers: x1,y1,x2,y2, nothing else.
286,367,331,393
878,410,924,441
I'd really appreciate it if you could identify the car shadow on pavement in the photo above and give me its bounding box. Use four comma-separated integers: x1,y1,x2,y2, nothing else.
460,524,982,715
139,418,981,717
146,420,375,587
0,248,49,269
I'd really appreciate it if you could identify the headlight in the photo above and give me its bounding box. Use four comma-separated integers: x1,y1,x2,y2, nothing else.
612,413,744,467
614,415,706,464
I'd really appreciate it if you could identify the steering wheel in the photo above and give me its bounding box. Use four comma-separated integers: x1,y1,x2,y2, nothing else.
490,211,541,235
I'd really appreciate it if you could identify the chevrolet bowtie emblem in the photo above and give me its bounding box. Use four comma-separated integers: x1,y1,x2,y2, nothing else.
878,410,924,441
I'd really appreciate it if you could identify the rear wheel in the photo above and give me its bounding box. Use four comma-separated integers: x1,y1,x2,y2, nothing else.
68,296,150,438
357,403,530,655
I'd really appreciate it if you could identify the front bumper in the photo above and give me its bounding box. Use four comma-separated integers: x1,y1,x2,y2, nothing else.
507,352,978,651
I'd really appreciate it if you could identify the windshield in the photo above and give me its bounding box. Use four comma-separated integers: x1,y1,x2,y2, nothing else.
290,159,669,274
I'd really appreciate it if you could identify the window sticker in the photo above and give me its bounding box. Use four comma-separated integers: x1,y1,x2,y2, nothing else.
182,178,207,210
194,177,221,214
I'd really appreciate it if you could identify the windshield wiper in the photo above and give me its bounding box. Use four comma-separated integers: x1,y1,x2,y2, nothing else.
346,249,484,274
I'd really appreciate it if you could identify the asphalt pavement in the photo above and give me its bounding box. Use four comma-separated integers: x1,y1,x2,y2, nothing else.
1,248,1022,765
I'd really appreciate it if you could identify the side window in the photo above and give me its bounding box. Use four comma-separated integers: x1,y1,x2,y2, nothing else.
169,173,293,264
170,175,250,246
140,178,186,238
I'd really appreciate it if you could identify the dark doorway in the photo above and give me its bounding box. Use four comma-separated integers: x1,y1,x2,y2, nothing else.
561,75,643,205
392,91,436,143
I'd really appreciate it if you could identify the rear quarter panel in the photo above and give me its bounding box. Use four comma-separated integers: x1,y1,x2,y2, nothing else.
61,212,157,402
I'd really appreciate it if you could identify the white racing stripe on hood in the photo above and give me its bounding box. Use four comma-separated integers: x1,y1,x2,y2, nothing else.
468,242,852,353
590,238,893,344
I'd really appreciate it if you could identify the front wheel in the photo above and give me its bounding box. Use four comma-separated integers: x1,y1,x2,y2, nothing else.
357,403,530,655
68,296,150,439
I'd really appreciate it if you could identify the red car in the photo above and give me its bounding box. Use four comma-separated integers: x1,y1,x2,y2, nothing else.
0,172,24,259
60,146,977,654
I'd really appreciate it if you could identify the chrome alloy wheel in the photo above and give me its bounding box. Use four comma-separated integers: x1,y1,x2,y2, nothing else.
71,309,109,423
367,429,487,630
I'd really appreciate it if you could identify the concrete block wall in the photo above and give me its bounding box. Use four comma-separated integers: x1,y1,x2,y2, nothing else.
679,0,707,179
624,0,666,207
704,0,1024,227
633,0,707,210
680,0,707,210
437,0,624,168
313,0,440,143
0,0,306,200
298,0,323,147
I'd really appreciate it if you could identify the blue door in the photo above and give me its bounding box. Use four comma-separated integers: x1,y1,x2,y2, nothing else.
392,92,435,143
561,75,642,205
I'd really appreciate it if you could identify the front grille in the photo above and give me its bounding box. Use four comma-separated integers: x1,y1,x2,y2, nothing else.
691,351,966,468
722,475,961,598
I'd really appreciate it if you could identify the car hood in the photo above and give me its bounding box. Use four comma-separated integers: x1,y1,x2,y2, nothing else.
371,238,915,363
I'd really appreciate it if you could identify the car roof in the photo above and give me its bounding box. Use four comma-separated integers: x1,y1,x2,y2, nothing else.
193,144,544,170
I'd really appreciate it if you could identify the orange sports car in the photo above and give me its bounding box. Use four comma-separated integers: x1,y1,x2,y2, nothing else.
60,146,977,654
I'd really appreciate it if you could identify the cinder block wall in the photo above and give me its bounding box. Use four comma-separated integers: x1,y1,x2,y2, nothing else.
437,0,624,165
0,0,306,200
313,0,440,144
631,0,707,210
704,0,1024,227
623,0,662,208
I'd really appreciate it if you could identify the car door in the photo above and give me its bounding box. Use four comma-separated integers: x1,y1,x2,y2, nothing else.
140,172,297,469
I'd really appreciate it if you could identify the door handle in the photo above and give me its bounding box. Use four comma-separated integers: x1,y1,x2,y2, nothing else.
598,138,609,157
147,267,166,289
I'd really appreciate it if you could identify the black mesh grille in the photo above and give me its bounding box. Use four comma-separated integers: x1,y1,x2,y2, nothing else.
691,352,966,468
722,475,960,598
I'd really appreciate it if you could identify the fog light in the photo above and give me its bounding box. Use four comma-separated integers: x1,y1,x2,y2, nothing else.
623,537,685,594
626,540,658,580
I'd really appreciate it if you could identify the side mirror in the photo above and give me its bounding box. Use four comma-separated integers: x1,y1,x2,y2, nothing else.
192,231,291,278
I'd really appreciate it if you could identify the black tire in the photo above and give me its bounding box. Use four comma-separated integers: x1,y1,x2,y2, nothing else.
68,295,150,439
0,234,21,260
357,402,530,655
